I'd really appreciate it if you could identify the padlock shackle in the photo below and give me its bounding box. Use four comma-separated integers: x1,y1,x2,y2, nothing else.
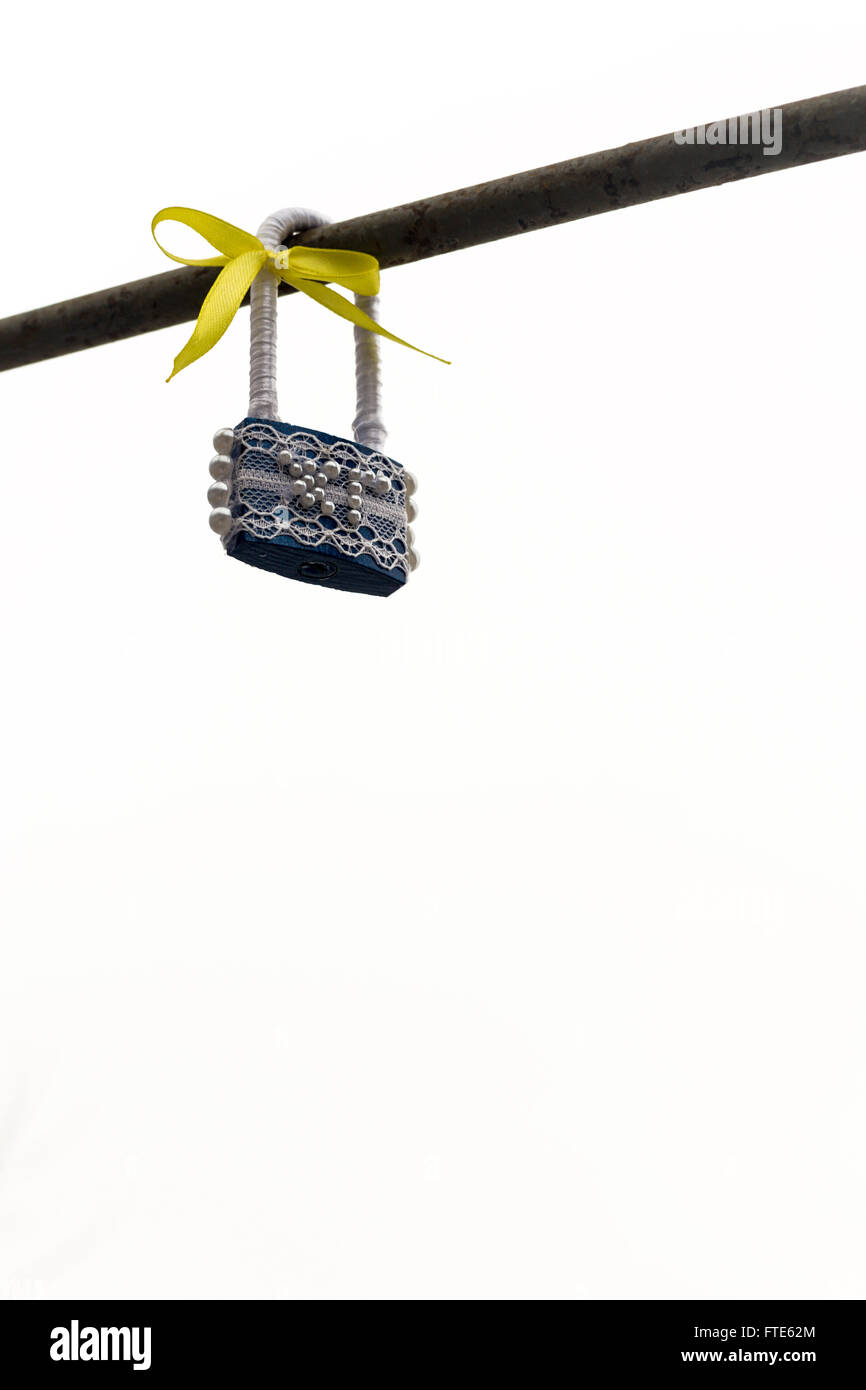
248,207,387,453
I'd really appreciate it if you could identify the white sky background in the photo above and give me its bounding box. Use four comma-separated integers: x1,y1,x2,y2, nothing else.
1,2,864,1300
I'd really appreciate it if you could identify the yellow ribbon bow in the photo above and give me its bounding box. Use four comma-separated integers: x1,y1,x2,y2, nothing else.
152,206,448,381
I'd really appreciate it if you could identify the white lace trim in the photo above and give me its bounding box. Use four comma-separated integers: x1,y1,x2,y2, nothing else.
226,419,409,576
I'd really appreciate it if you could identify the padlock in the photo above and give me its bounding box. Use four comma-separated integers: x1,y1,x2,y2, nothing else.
206,207,418,596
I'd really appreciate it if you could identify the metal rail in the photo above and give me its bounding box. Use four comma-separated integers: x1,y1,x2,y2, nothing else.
1,84,864,373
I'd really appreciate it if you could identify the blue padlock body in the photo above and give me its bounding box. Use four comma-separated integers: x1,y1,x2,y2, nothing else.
225,418,409,597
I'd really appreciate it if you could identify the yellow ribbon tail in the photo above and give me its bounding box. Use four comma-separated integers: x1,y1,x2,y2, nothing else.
167,249,267,380
285,275,450,365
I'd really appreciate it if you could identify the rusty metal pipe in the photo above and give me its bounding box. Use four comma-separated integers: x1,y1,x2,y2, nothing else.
2,84,865,373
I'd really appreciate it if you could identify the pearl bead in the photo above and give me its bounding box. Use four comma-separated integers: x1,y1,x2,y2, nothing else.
212,428,235,455
362,469,375,487
300,492,316,509
321,499,335,517
324,460,340,481
291,477,307,496
313,487,325,503
278,449,292,469
289,460,303,479
303,459,316,475
209,507,232,536
209,453,232,482
373,473,391,495
406,525,416,547
403,470,418,496
347,481,362,498
347,508,361,528
207,480,229,508
407,546,420,571
315,471,328,488
406,496,418,522
348,466,362,483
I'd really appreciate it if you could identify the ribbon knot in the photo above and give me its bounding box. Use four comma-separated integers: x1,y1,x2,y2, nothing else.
152,206,447,382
